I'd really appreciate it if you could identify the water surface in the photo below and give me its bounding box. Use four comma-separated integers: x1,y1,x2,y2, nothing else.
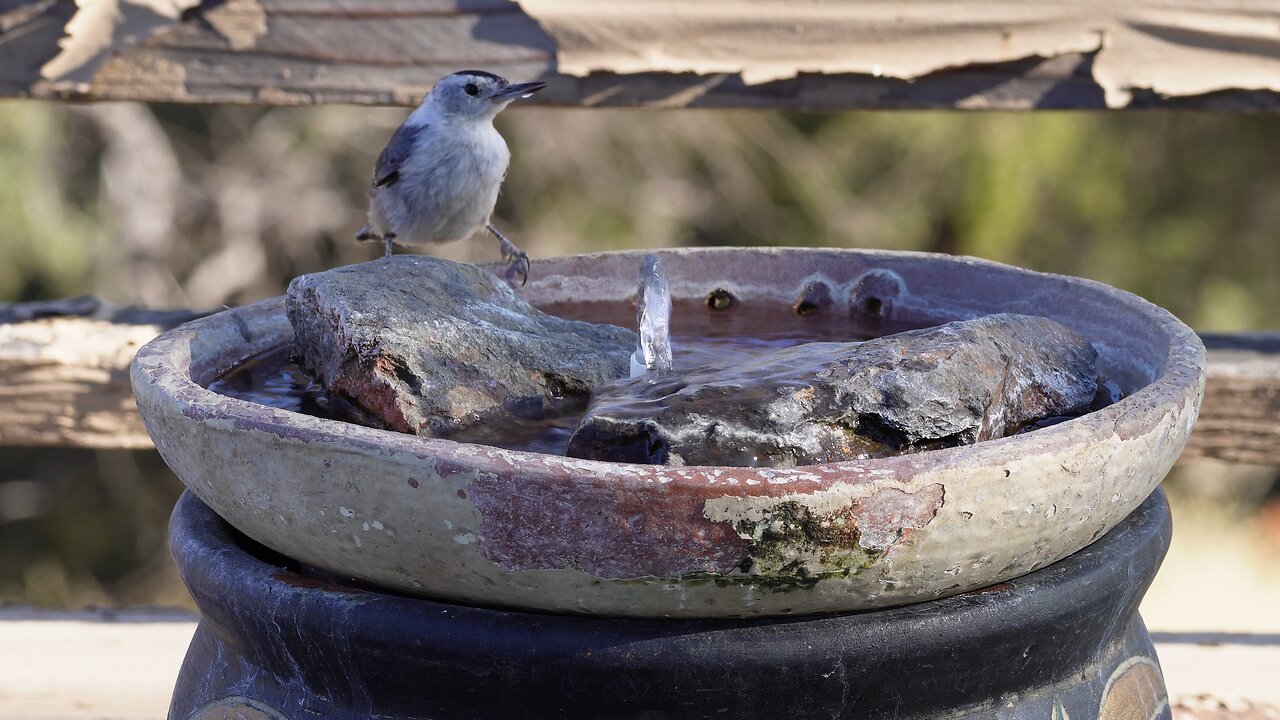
208,331,855,456
208,327,1120,457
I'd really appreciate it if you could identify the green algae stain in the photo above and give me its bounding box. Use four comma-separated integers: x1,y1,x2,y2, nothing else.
737,500,881,574
673,499,884,593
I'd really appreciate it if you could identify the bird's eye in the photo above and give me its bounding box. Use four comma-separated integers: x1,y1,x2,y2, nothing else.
464,83,480,97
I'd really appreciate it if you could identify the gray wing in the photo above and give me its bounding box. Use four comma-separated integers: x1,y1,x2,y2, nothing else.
373,122,424,189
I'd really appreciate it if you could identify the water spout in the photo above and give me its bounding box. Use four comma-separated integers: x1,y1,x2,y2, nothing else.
631,254,673,377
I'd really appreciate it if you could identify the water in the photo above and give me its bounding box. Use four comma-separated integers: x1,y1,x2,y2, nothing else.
633,254,673,377
208,346,354,423
208,323,1122,458
208,332,844,456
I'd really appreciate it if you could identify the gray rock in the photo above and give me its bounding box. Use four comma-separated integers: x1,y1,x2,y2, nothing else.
287,257,635,436
566,314,1099,467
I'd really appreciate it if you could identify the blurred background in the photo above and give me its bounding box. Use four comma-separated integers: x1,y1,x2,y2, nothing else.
0,101,1277,628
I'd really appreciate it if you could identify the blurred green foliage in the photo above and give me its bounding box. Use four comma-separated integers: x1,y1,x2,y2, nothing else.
0,105,104,302
512,110,1280,331
1,101,1277,328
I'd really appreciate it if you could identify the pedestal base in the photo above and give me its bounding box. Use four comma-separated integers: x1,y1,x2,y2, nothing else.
168,490,1173,720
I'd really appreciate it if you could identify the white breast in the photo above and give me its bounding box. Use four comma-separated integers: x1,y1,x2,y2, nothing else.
374,120,511,246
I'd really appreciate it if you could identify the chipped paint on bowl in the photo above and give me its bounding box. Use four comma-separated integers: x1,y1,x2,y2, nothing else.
131,248,1204,617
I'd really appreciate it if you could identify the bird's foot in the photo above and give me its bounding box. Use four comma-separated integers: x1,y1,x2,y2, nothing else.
356,226,397,260
502,246,530,287
488,225,530,286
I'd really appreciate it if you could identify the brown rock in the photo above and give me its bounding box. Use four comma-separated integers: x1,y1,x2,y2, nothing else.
286,257,635,436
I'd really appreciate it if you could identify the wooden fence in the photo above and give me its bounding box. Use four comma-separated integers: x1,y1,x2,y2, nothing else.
3,298,1277,464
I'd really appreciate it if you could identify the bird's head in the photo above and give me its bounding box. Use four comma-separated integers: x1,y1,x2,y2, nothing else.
423,71,546,123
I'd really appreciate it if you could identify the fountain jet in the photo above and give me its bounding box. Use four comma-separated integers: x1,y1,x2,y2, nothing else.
631,254,673,377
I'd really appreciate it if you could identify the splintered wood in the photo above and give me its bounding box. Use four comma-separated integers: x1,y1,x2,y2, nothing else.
1,0,1278,110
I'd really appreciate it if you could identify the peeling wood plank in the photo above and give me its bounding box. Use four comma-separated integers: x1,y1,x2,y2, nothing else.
517,0,1280,108
1,0,1278,109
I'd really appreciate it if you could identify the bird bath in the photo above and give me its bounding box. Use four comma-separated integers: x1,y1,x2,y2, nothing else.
134,247,1202,617
135,247,1201,718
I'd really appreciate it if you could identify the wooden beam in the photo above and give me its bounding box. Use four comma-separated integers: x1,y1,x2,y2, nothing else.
1182,334,1280,467
2,299,1277,463
0,608,1275,719
0,607,195,720
1,0,1278,110
0,298,204,449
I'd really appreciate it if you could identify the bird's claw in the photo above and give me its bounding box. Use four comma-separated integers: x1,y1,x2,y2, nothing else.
491,225,530,286
503,248,530,287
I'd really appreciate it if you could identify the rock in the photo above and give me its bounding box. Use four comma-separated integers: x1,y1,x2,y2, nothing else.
286,257,635,436
566,313,1099,467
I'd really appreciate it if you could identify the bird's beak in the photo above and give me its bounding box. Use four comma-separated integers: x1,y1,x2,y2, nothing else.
491,82,547,101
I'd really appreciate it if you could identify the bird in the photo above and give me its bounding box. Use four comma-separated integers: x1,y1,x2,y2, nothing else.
356,70,546,285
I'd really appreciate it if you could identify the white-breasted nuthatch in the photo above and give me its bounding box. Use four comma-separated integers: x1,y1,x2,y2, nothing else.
356,70,546,284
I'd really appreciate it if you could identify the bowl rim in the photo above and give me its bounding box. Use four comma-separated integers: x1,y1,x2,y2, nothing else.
133,247,1206,490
